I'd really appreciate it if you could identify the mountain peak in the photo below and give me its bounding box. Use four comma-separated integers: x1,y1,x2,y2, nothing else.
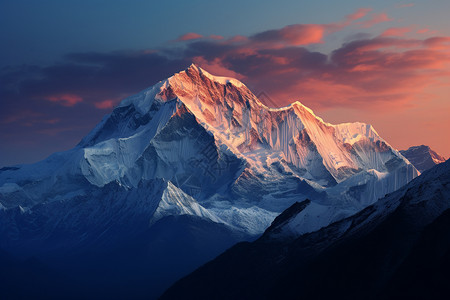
110,66,416,187
174,63,246,89
186,62,201,72
401,145,446,173
183,63,203,77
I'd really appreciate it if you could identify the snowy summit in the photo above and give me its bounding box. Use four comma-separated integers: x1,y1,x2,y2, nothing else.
0,64,418,238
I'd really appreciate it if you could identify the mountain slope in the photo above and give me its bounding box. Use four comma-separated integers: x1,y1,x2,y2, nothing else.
0,64,418,237
401,145,446,173
0,64,418,298
0,214,244,300
162,159,450,299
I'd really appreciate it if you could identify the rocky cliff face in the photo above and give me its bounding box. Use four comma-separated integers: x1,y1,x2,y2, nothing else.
401,145,446,173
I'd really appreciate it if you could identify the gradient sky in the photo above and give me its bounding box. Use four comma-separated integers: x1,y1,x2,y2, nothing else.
1,0,449,167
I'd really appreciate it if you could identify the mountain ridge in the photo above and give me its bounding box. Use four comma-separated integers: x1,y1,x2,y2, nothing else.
0,64,419,299
401,145,446,173
0,63,418,236
162,159,450,299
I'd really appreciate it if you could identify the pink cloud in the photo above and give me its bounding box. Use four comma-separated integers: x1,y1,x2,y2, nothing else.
1,111,42,124
177,32,203,41
358,13,393,28
209,34,224,40
381,27,411,37
423,37,450,49
227,35,248,43
250,24,326,47
325,8,373,32
95,100,115,109
46,94,83,106
345,8,373,21
280,24,326,45
416,28,429,34
192,30,450,114
3,8,449,161
249,8,375,47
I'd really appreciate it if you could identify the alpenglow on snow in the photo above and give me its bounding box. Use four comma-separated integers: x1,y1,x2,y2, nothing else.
0,64,418,247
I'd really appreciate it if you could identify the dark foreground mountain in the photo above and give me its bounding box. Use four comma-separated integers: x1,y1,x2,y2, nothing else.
163,159,450,300
401,145,446,173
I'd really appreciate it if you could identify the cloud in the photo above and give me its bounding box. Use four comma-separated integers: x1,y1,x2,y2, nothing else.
423,37,450,49
177,32,203,41
416,28,429,34
2,7,450,165
2,10,448,115
95,99,115,109
251,24,326,46
345,8,373,21
183,33,450,111
381,27,411,37
247,7,373,48
209,35,224,40
357,13,393,28
46,94,83,106
192,56,246,80
0,51,190,165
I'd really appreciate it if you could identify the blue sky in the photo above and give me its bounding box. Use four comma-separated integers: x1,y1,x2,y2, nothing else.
3,0,448,66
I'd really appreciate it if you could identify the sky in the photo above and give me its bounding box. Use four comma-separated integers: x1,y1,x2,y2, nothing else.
1,0,449,167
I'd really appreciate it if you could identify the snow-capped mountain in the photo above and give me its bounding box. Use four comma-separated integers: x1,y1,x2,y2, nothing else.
401,145,446,173
0,64,417,235
162,159,450,300
0,64,418,298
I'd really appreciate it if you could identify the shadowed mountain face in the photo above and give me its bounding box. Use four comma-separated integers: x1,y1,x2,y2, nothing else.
401,145,446,173
0,65,418,299
162,159,450,300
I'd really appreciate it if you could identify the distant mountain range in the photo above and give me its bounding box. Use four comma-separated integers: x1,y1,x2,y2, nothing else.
163,158,450,299
0,65,419,299
401,145,446,173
